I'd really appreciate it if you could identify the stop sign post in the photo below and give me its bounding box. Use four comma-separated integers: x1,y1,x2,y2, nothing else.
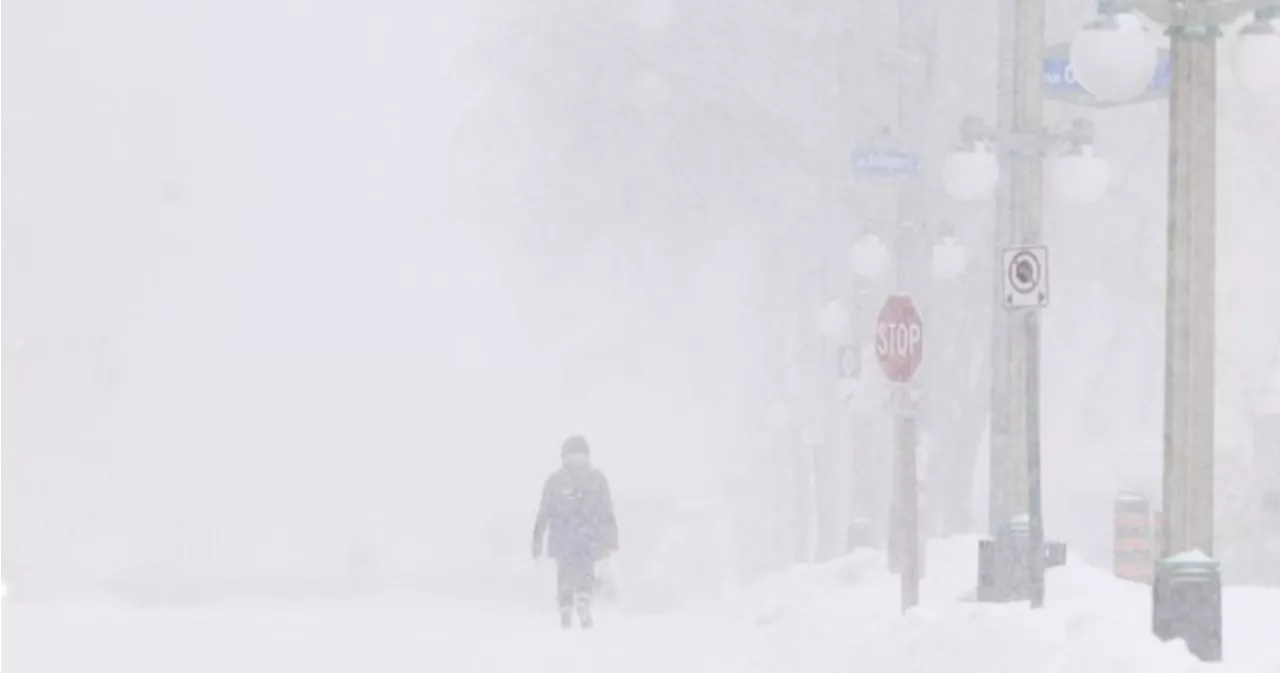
875,294,924,609
876,294,924,383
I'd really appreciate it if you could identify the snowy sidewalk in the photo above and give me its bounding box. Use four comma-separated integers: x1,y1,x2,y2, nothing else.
4,603,754,673
6,539,1277,673
737,537,1279,673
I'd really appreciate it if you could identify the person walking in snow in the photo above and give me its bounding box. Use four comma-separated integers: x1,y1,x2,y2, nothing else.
532,435,618,629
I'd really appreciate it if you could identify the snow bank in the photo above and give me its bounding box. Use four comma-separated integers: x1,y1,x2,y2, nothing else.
738,537,1279,673
1223,585,1280,673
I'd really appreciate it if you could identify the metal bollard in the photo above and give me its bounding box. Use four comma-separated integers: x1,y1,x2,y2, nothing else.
1152,552,1222,662
976,517,1033,602
1043,540,1068,568
997,517,1033,600
977,538,998,601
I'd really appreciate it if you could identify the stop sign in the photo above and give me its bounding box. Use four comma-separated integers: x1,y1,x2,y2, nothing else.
876,294,923,383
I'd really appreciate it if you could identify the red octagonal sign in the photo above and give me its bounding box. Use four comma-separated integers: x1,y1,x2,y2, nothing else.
876,294,923,383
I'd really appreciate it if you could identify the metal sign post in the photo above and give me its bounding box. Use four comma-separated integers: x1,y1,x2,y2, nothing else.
1003,244,1049,608
876,293,924,610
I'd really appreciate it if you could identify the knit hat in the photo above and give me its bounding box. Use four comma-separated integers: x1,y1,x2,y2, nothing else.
561,435,590,457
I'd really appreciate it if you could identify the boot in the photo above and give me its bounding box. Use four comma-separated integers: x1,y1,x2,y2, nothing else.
574,594,593,629
559,606,573,629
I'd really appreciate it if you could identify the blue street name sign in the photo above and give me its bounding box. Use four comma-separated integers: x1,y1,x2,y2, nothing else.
1042,42,1172,108
851,149,919,177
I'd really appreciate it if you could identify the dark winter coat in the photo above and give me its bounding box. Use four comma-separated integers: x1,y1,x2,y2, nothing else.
533,466,618,561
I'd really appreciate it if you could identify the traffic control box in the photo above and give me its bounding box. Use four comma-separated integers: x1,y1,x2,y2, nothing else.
1114,493,1155,583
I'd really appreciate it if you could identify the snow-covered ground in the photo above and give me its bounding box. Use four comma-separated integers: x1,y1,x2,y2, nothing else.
5,539,1277,673
3,602,753,673
734,538,1279,673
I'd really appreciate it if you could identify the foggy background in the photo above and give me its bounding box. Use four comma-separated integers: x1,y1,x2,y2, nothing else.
3,0,752,596
4,0,1279,601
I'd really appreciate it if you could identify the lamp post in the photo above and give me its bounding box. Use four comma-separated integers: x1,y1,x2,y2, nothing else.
815,296,852,562
842,232,964,554
887,0,937,615
946,112,1110,574
1069,0,1280,661
1070,0,1280,646
846,234,891,552
924,232,967,543
943,113,1111,610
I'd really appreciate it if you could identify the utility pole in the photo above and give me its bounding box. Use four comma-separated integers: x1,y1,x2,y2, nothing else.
1010,0,1047,610
890,0,935,612
986,0,1045,602
981,0,1046,605
988,0,1016,537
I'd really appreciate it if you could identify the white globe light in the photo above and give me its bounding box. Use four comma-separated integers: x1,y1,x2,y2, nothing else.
1069,13,1159,103
942,145,999,202
931,236,969,281
1051,146,1112,205
819,300,850,340
849,234,891,279
1232,15,1280,98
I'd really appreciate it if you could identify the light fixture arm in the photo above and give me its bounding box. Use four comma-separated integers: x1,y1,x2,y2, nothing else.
1096,0,1273,31
955,115,1098,157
